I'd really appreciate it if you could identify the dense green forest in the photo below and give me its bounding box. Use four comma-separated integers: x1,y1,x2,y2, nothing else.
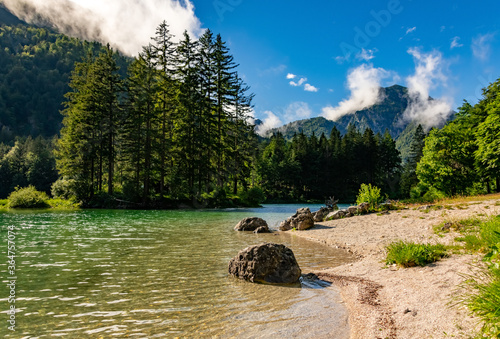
0,21,499,207
258,127,401,202
0,24,130,141
415,79,500,197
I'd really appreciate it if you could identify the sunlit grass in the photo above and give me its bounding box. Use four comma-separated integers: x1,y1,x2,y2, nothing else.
385,241,448,268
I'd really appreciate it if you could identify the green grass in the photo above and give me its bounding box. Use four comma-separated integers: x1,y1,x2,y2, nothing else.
385,241,448,268
47,198,81,209
461,268,500,338
457,216,500,337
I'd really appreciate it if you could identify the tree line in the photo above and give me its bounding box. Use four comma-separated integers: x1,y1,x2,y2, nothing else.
55,22,257,207
414,77,500,197
257,125,402,202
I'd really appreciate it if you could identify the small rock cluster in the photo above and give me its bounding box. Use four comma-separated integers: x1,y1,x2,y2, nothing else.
324,202,370,221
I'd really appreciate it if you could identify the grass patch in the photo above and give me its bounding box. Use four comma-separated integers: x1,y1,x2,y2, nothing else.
434,217,482,234
458,216,500,337
385,241,448,268
460,267,500,338
47,198,81,209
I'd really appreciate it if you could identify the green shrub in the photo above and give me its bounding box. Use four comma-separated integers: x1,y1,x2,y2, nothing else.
356,183,383,211
240,187,266,207
8,186,49,208
385,241,448,267
51,178,77,200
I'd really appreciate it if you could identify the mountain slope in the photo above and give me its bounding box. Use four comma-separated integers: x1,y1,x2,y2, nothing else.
0,23,130,142
269,85,411,140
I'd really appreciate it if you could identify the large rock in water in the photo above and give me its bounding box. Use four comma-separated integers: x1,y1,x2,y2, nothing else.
234,217,269,232
228,243,301,284
279,207,315,231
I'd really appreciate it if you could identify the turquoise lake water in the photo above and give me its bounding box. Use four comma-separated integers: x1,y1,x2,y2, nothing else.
0,204,355,338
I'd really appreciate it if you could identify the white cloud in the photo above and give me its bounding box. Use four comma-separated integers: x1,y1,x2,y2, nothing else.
403,48,453,129
284,102,312,123
304,84,319,92
356,48,376,61
472,33,495,61
405,26,417,35
289,77,307,87
2,0,203,56
321,63,391,121
450,36,463,49
255,111,282,137
286,73,296,79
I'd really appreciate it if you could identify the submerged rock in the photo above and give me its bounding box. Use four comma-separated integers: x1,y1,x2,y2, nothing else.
279,208,315,231
234,217,269,232
253,226,271,234
228,243,301,284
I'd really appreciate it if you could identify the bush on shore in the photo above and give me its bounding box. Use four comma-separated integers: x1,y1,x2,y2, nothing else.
8,186,50,208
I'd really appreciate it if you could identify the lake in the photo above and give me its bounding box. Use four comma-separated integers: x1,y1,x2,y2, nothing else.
1,204,355,338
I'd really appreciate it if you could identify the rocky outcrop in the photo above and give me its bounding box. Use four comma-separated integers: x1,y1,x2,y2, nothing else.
325,210,346,220
279,208,315,231
228,243,302,284
234,217,269,232
325,203,372,221
312,206,336,222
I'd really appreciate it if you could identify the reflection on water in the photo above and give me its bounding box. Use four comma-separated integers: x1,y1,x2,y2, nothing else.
0,205,354,338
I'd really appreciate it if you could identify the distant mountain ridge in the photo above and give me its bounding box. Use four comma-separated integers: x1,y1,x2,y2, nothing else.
268,85,413,140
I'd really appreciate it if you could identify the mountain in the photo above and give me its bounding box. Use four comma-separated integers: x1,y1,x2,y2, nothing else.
268,85,411,140
0,20,130,142
0,4,25,26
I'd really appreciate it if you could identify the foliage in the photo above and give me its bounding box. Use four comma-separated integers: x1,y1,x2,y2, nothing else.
7,185,49,208
0,136,58,198
458,216,500,338
356,183,383,211
258,125,401,203
0,24,130,142
239,187,266,207
385,241,448,267
56,24,256,207
462,267,500,338
415,77,500,197
51,178,77,200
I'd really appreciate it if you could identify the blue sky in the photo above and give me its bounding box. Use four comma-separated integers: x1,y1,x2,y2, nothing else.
5,0,499,131
189,0,500,131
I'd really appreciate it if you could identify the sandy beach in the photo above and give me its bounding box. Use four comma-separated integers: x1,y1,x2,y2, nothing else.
293,196,500,339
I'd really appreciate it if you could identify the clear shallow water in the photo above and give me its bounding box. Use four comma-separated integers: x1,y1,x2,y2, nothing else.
0,204,354,338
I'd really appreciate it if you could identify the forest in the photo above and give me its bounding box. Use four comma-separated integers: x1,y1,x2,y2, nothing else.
0,22,499,207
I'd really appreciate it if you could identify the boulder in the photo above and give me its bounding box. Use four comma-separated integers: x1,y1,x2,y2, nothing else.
254,226,271,234
279,208,315,231
228,243,301,284
312,206,335,222
325,210,346,221
358,202,370,214
347,206,359,215
234,217,269,232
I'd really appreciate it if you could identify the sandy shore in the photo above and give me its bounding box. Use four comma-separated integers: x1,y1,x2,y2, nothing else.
292,196,500,339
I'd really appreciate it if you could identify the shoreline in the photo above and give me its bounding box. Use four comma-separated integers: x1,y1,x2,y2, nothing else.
292,197,500,338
